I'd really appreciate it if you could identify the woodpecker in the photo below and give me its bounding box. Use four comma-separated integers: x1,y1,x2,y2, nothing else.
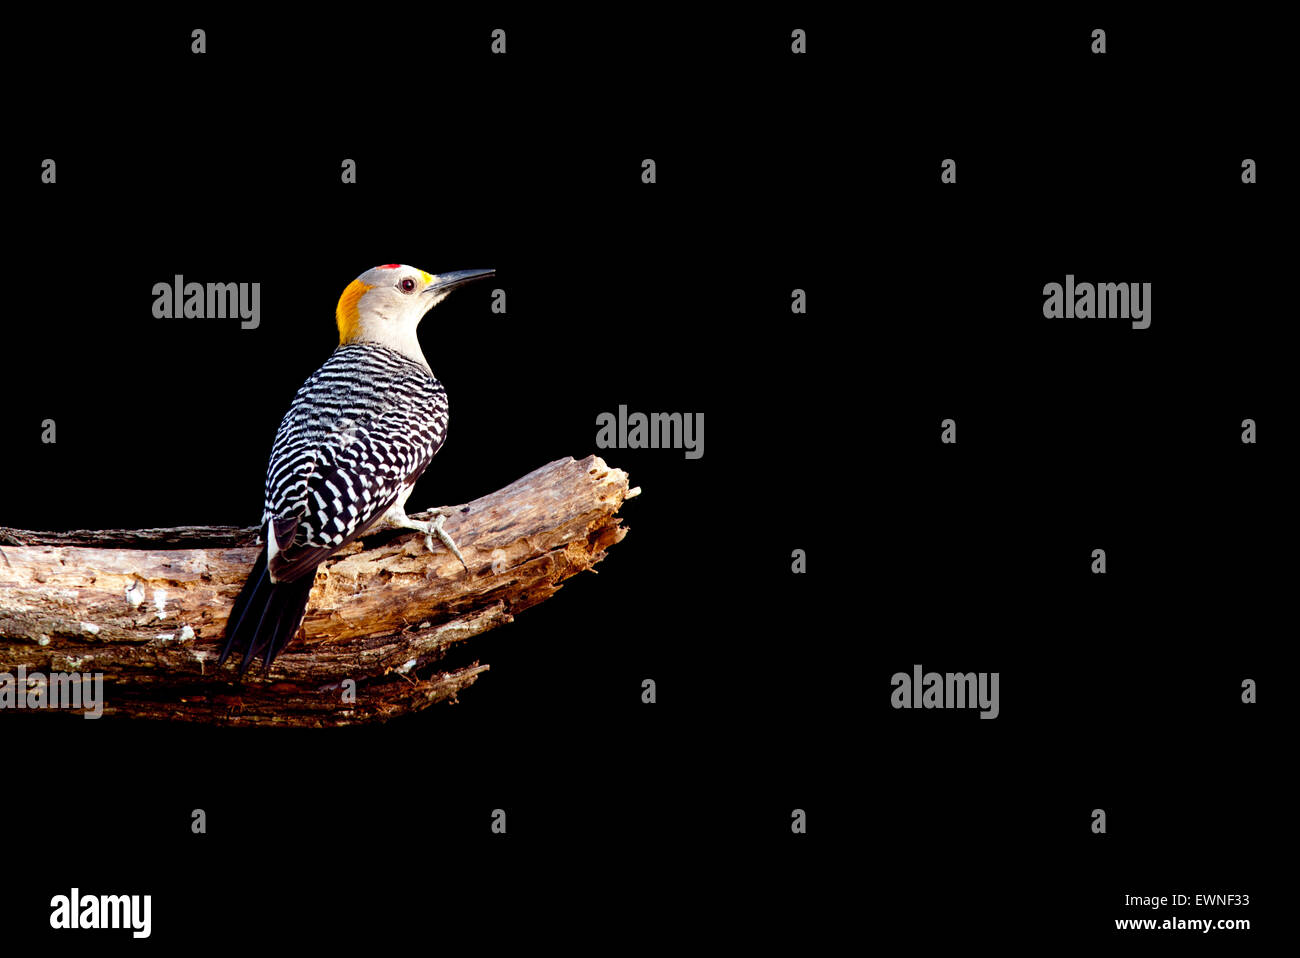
218,264,494,675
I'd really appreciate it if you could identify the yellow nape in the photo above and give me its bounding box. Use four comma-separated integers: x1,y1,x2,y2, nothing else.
336,279,373,344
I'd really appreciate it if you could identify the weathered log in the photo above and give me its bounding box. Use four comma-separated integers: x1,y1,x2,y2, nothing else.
0,455,638,726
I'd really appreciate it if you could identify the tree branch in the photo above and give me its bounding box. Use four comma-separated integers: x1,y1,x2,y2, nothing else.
0,455,638,726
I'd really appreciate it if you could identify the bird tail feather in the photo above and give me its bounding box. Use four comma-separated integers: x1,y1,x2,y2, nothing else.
218,548,315,675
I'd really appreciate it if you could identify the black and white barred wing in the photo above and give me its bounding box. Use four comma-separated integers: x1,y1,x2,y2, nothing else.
259,344,448,583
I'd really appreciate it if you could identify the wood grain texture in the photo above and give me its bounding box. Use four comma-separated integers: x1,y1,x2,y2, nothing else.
0,455,638,726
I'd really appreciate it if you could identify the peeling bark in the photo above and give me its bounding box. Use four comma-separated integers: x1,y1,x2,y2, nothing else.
0,455,638,726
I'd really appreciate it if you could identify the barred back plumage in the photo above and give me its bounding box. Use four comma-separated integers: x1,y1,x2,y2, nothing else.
262,343,448,562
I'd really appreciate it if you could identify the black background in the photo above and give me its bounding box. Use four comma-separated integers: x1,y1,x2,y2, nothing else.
1,11,1286,950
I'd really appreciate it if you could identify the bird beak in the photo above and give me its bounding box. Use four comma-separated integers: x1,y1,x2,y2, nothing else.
424,269,496,294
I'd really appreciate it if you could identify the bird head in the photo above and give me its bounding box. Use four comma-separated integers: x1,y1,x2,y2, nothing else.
335,264,495,364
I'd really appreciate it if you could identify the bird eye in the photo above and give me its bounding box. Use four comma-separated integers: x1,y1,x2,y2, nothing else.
400,278,417,293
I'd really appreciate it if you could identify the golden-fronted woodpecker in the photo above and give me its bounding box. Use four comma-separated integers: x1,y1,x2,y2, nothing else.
218,264,494,674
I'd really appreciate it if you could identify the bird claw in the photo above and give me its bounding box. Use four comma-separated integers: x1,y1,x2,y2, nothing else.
425,513,469,573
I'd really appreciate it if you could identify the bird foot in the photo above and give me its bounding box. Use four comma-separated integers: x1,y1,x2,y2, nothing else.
417,512,469,573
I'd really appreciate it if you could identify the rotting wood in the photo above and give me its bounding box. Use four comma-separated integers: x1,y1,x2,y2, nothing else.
0,455,638,726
